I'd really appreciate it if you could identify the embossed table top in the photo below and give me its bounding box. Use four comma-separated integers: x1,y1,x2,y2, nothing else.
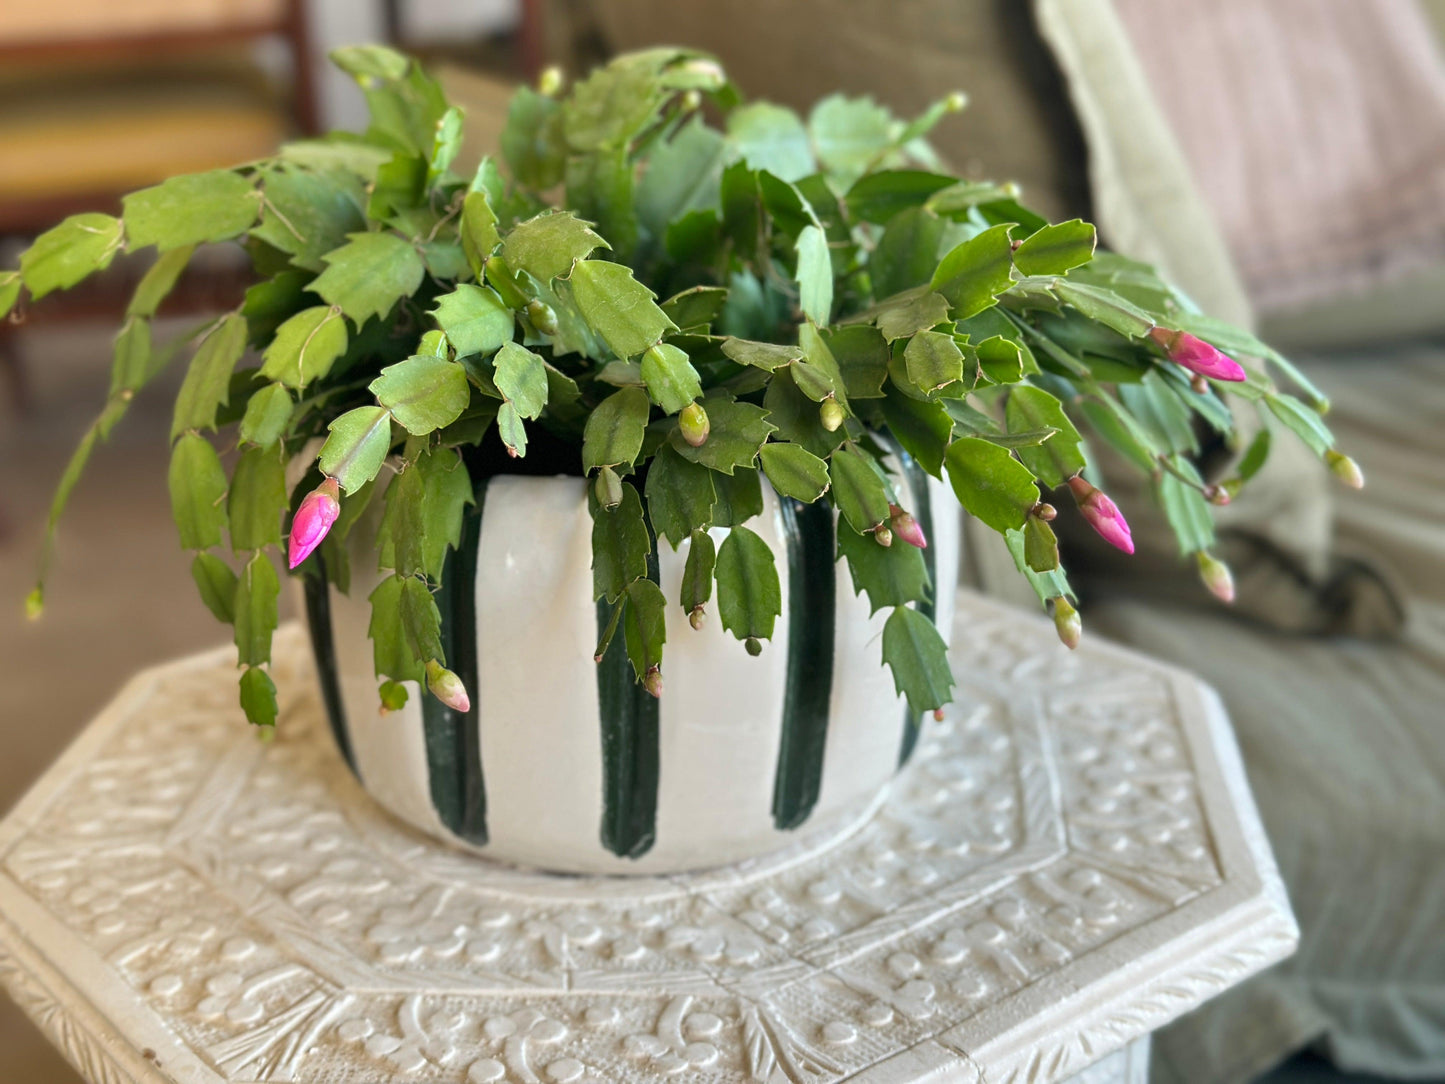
0,591,1296,1083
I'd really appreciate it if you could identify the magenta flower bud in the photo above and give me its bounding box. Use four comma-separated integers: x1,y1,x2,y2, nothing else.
1196,552,1236,604
889,503,928,549
425,659,471,713
288,477,341,570
1066,475,1134,555
643,666,663,699
1148,326,1246,383
1326,449,1365,489
1052,596,1082,650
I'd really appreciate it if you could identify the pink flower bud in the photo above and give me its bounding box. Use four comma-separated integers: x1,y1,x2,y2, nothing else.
1196,552,1236,604
688,606,706,631
425,659,471,713
1148,326,1246,383
889,504,928,549
643,666,663,698
1066,475,1134,555
1052,596,1081,650
1326,449,1365,489
288,477,341,569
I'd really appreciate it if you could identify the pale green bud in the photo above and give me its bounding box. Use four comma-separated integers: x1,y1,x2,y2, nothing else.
595,465,623,509
526,298,558,336
537,66,564,97
1196,552,1236,604
1326,449,1364,489
1052,596,1081,650
679,401,710,447
425,660,471,713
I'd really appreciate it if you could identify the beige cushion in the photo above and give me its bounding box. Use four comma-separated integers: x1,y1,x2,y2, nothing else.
1113,0,1445,333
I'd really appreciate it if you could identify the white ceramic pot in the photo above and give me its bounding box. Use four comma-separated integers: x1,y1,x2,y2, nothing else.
302,457,959,875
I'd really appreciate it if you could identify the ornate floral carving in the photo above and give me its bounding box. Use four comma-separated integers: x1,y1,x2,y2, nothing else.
0,595,1295,1083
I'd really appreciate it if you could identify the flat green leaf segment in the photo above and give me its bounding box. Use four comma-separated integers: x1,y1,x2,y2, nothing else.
168,434,228,550
260,307,347,388
882,606,954,714
124,171,259,251
895,452,937,766
311,232,425,323
371,355,470,435
504,212,608,282
716,526,782,642
431,285,513,357
945,436,1039,532
320,407,392,494
569,260,676,359
20,214,124,299
172,315,248,440
16,42,1340,731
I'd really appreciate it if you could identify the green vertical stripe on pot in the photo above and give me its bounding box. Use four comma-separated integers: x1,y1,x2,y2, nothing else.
421,479,490,845
897,451,936,767
772,496,837,830
301,555,356,773
594,539,661,859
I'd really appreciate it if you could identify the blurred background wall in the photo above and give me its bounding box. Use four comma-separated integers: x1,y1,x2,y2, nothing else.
1,3,1442,1083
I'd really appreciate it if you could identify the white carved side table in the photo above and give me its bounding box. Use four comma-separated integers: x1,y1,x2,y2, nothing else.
0,591,1296,1083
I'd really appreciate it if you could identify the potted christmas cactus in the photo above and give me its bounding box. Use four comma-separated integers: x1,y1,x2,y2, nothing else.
10,46,1360,873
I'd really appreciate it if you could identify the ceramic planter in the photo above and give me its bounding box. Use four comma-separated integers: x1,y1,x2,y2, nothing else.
301,457,959,875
